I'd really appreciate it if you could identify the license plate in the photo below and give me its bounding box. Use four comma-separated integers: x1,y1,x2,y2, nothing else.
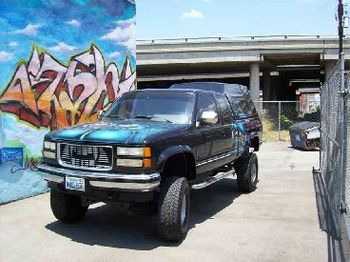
65,176,85,192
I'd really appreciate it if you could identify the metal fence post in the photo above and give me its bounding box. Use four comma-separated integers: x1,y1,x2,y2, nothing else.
278,101,281,141
340,52,350,242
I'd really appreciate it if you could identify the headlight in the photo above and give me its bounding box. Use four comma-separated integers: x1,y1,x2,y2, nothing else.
117,147,151,157
116,147,152,168
43,151,56,159
44,141,56,151
43,141,56,159
116,159,143,167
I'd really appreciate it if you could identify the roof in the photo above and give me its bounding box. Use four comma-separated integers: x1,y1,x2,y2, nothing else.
133,87,215,95
170,82,249,97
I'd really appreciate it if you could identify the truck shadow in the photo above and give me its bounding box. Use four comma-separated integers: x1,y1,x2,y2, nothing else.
45,178,241,250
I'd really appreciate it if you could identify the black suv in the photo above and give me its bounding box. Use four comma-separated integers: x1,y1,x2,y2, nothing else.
38,84,262,241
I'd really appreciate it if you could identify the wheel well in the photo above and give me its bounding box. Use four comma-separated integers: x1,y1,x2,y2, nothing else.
251,136,260,151
162,153,196,180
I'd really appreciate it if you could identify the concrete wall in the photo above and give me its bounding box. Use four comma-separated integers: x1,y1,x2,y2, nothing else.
0,0,136,204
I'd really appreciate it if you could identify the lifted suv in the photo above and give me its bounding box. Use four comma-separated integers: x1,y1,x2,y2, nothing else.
38,84,262,241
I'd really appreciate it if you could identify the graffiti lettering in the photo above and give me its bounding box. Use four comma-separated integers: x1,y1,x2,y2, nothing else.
0,44,136,130
9,157,40,173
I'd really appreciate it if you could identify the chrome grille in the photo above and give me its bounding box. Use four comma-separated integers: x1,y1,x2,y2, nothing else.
59,144,113,171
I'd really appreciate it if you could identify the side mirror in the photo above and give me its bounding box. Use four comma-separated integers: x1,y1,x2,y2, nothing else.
97,110,105,120
200,111,218,125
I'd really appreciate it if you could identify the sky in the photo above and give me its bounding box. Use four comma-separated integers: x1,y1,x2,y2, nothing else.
136,0,343,39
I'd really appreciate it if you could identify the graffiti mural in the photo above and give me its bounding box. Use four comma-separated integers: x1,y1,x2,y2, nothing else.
0,0,136,203
0,45,136,130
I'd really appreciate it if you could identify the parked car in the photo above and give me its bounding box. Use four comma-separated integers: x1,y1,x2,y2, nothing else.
38,85,262,241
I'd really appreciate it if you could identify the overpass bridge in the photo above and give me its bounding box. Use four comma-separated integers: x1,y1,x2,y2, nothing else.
136,35,350,101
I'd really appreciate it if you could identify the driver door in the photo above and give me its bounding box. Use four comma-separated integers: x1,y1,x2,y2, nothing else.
194,92,223,174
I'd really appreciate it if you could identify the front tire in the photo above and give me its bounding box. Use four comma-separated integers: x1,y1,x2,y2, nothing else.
50,190,88,223
158,176,190,242
234,153,259,193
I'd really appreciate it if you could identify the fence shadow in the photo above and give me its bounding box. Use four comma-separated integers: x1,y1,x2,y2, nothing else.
45,178,241,250
313,171,350,262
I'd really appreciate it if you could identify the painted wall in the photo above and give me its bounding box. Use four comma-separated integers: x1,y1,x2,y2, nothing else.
0,0,136,203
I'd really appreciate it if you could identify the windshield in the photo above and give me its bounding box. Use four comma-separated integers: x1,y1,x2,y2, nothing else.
105,91,195,124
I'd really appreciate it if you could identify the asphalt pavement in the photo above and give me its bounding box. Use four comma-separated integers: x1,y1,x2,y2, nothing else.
0,142,327,262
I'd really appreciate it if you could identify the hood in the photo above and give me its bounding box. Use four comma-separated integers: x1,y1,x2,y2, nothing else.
47,120,188,145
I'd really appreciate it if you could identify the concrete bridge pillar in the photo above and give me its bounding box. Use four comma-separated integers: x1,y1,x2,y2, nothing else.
263,70,271,101
249,63,260,102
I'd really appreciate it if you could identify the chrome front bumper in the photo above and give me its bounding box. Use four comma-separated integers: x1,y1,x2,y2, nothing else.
37,164,161,192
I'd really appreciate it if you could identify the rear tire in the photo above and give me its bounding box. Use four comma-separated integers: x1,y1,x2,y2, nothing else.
50,190,88,223
158,176,190,242
234,153,258,193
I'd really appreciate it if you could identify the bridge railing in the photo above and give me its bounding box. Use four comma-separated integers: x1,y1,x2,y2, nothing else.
137,34,344,45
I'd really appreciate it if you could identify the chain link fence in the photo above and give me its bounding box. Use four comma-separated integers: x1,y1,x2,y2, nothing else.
316,59,344,238
346,72,350,247
255,101,320,141
313,56,350,260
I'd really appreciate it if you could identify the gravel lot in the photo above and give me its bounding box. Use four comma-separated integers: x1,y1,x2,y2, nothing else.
0,142,327,262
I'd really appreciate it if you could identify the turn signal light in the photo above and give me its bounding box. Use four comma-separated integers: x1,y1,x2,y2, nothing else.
144,147,151,158
143,159,152,168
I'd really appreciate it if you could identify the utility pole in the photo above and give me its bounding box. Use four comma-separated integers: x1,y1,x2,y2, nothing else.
339,0,344,58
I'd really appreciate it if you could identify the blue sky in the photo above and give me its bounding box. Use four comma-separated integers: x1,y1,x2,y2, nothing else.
136,0,341,39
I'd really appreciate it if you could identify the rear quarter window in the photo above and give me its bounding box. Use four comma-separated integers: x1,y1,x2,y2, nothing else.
230,97,258,118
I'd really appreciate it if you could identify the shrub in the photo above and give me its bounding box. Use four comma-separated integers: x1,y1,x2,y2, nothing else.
280,114,295,130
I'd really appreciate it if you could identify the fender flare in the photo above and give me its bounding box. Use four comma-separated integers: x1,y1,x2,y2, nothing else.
156,145,194,172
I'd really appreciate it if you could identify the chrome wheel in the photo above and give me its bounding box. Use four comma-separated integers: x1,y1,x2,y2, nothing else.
181,194,187,227
251,162,257,184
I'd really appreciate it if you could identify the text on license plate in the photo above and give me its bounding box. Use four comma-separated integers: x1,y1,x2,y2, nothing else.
65,177,85,192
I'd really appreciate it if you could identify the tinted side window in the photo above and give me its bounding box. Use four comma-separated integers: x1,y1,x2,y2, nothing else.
230,97,257,118
196,93,218,124
247,98,258,116
214,93,233,124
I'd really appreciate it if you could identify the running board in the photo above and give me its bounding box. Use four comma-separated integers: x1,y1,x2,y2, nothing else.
191,169,235,190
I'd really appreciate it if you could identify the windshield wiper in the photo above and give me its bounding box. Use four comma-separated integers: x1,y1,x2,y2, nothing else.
134,115,173,123
134,115,152,119
104,115,127,120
